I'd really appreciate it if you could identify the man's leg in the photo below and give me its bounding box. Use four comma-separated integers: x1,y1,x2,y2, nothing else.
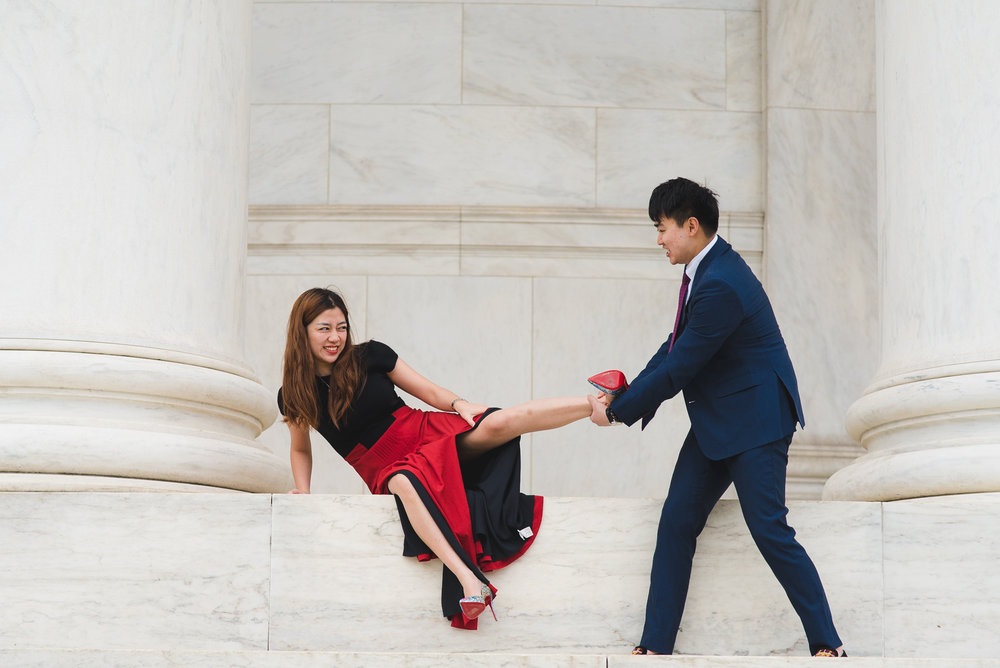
639,431,731,654
728,435,842,655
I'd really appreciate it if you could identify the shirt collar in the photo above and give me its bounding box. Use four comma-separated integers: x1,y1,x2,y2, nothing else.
685,234,718,283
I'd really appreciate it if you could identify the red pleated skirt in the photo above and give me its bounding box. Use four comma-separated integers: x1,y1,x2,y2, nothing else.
343,406,543,629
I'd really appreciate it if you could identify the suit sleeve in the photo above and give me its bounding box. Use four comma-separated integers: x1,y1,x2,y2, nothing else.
629,338,672,388
611,278,745,426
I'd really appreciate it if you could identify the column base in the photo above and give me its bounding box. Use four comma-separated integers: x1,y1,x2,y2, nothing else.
0,349,291,493
823,443,1000,501
825,367,1000,501
0,473,240,493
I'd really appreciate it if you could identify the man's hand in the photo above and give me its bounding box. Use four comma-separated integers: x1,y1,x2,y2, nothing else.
588,394,612,426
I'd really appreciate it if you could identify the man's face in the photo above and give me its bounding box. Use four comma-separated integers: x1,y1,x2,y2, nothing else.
655,216,699,265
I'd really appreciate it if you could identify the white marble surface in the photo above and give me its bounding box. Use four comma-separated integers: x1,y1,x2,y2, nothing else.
764,108,877,461
4,653,1000,668
6,654,1000,668
0,1,285,491
0,650,603,668
257,0,758,6
4,492,1000,658
830,1,1000,500
677,501,881,657
727,10,762,112
882,494,1000,658
763,1,878,498
250,105,329,205
0,493,272,650
252,3,461,104
0,1,251,360
463,5,725,109
529,275,688,498
596,110,762,212
874,0,1000,378
268,495,659,653
326,105,596,207
267,495,881,655
766,0,875,112
366,275,534,412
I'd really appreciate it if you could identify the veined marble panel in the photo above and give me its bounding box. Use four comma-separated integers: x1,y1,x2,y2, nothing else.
0,493,272,650
530,276,689,498
463,5,725,109
883,494,1000,658
727,10,762,111
326,106,595,207
249,105,329,205
765,108,877,448
596,110,762,212
366,275,533,412
766,0,875,112
251,3,460,104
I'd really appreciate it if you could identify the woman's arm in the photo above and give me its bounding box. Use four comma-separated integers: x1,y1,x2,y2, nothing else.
287,420,313,493
388,358,488,426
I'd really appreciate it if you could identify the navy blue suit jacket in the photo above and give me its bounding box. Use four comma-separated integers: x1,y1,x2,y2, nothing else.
610,237,804,460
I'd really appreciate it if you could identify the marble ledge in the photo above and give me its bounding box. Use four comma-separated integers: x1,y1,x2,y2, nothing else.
248,205,762,246
246,205,763,278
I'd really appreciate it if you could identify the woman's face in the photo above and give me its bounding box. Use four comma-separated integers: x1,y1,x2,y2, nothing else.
307,307,348,375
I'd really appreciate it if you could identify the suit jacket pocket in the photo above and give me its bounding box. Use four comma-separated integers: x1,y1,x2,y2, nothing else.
714,373,762,398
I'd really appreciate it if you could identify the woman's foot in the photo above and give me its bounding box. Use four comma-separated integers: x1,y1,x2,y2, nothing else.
459,583,496,621
813,646,847,657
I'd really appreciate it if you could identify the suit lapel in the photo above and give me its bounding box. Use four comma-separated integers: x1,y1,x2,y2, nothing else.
683,236,731,322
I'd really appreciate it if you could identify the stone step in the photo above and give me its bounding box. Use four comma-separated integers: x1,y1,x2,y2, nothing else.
0,650,998,667
2,492,1000,660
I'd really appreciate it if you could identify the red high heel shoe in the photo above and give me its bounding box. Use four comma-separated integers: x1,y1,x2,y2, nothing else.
588,370,629,397
459,583,497,621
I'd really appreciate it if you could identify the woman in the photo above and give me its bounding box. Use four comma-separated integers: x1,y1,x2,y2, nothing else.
278,288,593,629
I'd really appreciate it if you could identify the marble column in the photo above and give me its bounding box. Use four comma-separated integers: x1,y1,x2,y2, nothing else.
824,0,1000,501
0,1,289,491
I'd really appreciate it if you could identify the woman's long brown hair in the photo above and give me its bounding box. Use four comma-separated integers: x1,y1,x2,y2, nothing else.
281,288,363,429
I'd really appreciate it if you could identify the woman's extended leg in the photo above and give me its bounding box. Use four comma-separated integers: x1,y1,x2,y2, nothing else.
387,473,485,599
458,396,591,458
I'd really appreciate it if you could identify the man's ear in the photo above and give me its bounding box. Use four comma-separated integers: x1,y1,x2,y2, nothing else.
685,216,701,236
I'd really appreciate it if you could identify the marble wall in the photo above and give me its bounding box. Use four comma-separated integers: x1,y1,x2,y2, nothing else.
245,0,773,496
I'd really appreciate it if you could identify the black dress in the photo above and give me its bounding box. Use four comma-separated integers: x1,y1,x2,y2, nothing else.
278,340,542,629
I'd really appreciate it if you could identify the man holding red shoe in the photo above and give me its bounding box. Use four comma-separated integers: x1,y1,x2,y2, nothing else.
588,177,845,658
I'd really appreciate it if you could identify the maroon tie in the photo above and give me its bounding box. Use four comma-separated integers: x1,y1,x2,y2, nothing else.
668,272,691,352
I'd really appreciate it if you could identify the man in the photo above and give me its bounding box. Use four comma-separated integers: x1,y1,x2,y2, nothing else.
589,177,845,658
